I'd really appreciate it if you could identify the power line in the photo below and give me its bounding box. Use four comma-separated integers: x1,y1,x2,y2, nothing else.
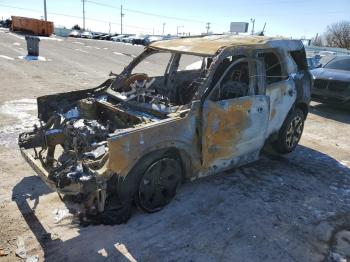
0,4,153,31
85,0,226,27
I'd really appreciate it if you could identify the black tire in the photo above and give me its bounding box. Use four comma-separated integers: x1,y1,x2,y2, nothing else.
136,157,182,213
273,108,305,154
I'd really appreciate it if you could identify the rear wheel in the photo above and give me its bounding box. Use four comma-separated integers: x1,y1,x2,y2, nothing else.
137,157,182,213
273,108,305,154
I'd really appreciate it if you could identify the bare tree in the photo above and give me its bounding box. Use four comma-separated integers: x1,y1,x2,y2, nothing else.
324,21,350,49
72,24,81,31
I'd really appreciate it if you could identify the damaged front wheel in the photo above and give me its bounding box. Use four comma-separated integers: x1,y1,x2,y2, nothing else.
137,158,182,213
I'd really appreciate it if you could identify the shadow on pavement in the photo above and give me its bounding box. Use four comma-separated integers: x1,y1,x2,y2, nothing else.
310,102,350,124
12,145,350,261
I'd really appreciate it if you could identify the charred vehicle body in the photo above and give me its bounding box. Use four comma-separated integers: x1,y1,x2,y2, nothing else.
19,35,311,223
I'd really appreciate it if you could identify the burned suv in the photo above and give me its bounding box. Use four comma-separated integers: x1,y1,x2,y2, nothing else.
19,35,311,223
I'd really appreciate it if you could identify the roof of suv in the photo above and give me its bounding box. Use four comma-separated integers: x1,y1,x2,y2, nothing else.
150,35,303,56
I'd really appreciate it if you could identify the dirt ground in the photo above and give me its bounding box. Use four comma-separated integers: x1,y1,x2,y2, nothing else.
0,28,349,262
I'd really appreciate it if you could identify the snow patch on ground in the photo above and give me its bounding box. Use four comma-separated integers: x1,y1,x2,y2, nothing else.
0,55,14,60
113,51,126,56
53,208,73,223
8,32,24,40
73,41,84,45
0,99,38,146
39,36,62,41
18,55,48,61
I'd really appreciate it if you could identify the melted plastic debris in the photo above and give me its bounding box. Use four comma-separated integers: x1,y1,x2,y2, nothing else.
64,107,80,119
84,145,106,159
53,208,72,223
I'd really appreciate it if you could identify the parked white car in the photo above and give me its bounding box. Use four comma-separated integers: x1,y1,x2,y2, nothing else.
69,30,80,38
111,35,128,42
81,31,93,39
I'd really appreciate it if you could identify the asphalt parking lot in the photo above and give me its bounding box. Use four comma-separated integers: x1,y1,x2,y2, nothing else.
0,29,349,261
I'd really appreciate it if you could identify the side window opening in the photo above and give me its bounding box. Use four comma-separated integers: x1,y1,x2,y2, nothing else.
258,52,285,84
177,54,205,71
132,52,172,77
211,55,245,87
290,50,308,71
210,60,250,101
174,54,209,105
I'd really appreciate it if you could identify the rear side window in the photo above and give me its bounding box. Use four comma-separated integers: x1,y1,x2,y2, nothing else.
177,54,204,71
258,52,285,84
324,57,350,71
290,50,308,71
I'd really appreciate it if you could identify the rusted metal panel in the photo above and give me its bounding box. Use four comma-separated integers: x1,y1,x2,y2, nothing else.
11,16,54,36
107,110,201,177
201,96,269,174
150,35,272,56
265,80,297,137
151,35,305,57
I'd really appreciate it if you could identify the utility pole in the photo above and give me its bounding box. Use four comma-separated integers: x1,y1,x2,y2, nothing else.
82,0,86,31
43,0,47,21
177,25,184,36
109,22,111,34
120,5,125,34
162,23,166,35
262,22,266,35
206,22,210,34
250,18,255,35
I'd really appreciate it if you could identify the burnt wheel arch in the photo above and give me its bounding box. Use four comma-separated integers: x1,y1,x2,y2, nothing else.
115,148,186,209
136,157,182,212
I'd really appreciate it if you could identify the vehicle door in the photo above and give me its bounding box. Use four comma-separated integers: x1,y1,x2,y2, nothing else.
256,50,297,137
201,57,269,170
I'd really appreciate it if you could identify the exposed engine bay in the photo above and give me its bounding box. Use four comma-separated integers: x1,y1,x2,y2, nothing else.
18,47,209,223
18,58,205,210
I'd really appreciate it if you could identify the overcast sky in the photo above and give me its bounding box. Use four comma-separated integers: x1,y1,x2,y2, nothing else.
0,0,349,38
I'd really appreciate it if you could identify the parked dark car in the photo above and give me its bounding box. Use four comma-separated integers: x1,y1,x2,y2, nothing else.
99,34,117,40
132,35,149,45
0,18,12,28
310,56,350,106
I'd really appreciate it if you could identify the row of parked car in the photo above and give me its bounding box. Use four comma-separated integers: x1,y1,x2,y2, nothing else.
68,30,168,45
308,54,350,106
